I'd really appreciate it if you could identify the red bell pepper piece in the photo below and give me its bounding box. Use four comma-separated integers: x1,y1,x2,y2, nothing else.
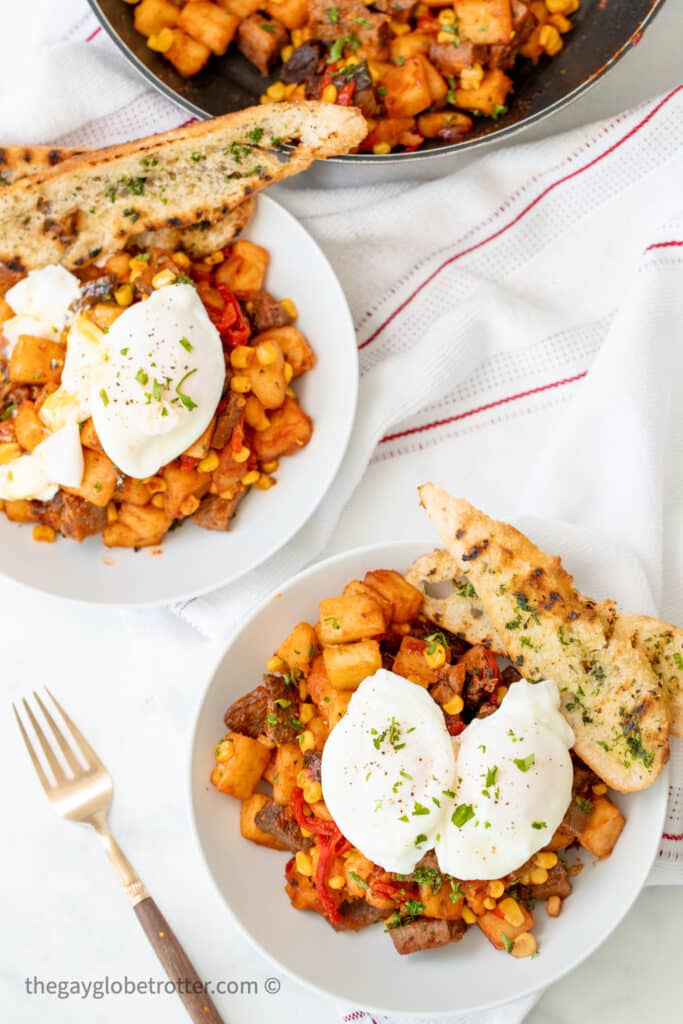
336,81,356,106
179,455,199,473
447,718,466,736
290,787,349,923
416,15,439,32
206,284,250,347
229,416,246,454
290,786,339,839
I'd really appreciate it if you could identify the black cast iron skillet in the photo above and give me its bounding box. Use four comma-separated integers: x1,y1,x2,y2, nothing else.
88,0,666,164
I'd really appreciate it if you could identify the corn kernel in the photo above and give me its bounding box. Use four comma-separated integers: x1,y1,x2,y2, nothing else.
483,897,497,910
302,780,323,804
180,494,200,517
295,851,313,876
255,474,275,490
256,341,279,366
151,494,166,509
106,503,118,524
219,488,235,500
245,395,270,432
547,895,562,917
299,703,315,724
32,525,56,543
530,0,548,19
548,12,572,32
280,298,297,320
283,83,298,98
512,932,537,959
114,283,133,306
230,345,253,369
291,28,303,47
241,469,260,486
545,0,575,12
151,268,177,289
209,483,218,494
197,451,219,474
460,63,485,90
298,678,308,701
233,445,250,463
283,362,294,384
437,8,456,24
262,459,279,473
390,20,411,35
230,375,252,394
592,782,607,795
300,826,312,838
266,81,287,102
321,85,338,104
172,251,191,268
260,94,271,105
0,442,21,465
462,906,477,925
539,23,563,55
372,142,392,155
499,897,525,927
145,476,166,494
281,44,294,62
266,655,283,672
128,262,145,283
488,880,505,899
147,27,174,53
534,851,558,870
424,643,447,670
205,250,224,266
442,694,464,716
298,730,316,753
437,29,454,44
496,684,508,704
328,874,345,890
529,867,549,885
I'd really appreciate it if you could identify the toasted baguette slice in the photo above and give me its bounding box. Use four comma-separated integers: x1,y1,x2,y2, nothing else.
0,102,366,271
418,484,669,791
408,549,683,739
0,144,255,259
0,146,85,186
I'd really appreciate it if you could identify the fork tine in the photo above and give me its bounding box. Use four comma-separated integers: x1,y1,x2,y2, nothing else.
44,688,102,771
13,704,52,793
33,691,83,776
21,698,67,784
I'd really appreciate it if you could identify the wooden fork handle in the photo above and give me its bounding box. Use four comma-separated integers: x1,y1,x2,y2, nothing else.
134,897,225,1024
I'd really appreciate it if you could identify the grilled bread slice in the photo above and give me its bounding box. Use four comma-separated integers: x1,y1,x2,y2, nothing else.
612,614,683,738
0,102,366,271
418,484,670,791
0,146,85,186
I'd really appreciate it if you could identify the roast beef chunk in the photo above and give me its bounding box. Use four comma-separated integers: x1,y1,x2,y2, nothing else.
489,0,535,67
281,42,323,84
430,662,466,707
73,274,116,310
211,393,245,451
192,490,245,532
236,289,293,333
307,0,390,58
331,900,389,931
263,673,302,744
224,684,268,738
304,749,322,781
389,917,466,955
254,797,312,852
428,41,482,77
519,862,571,902
461,646,500,709
501,664,522,687
237,15,288,76
40,492,107,542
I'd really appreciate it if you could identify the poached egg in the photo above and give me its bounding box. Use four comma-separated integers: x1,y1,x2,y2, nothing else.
0,268,225,499
321,670,574,880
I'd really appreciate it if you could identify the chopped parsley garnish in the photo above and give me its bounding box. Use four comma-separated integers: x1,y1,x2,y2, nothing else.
328,35,360,63
442,788,455,798
502,933,514,955
133,252,151,261
178,336,193,352
425,631,447,656
229,141,253,163
492,104,508,119
94,481,102,493
413,865,443,893
266,712,279,726
326,6,339,23
0,404,16,420
446,75,456,105
456,580,477,599
190,152,203,162
400,770,413,780
122,208,140,222
152,378,163,402
451,803,475,829
99,388,109,406
531,821,547,830
135,368,149,387
105,185,116,202
403,899,425,916
349,871,368,889
514,754,535,772
247,126,264,144
449,879,464,901
485,765,498,788
260,21,276,33
673,651,683,670
414,833,428,846
574,795,592,814
324,615,341,629
377,85,388,97
175,368,198,411
412,801,430,816
274,698,291,708
119,175,146,195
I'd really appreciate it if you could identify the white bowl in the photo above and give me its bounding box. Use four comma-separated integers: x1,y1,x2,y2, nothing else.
189,540,669,1017
0,196,357,606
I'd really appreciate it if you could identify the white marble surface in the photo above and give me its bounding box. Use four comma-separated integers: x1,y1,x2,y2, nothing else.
2,3,683,1022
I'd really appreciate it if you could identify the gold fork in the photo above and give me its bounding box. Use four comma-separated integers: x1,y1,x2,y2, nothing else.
14,689,224,1024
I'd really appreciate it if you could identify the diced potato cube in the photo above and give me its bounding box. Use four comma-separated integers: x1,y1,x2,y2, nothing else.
79,418,103,453
307,654,336,707
63,448,118,507
325,691,351,729
240,793,288,849
246,342,287,410
113,476,151,507
455,0,514,45
102,502,171,548
419,881,464,920
392,634,439,687
9,336,65,385
318,594,386,645
162,464,210,519
382,57,433,119
4,499,39,523
272,741,304,805
579,796,626,859
344,850,374,897
134,0,179,37
183,417,215,459
216,240,269,291
419,55,448,105
323,640,382,691
236,14,287,76
390,32,432,63
363,569,424,623
265,0,308,30
454,68,512,116
417,111,473,141
253,327,315,379
14,402,46,452
251,396,313,462
343,579,394,622
218,0,261,18
210,732,272,800
275,621,318,678
166,30,212,77
177,1,238,55
307,714,329,750
477,904,534,950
